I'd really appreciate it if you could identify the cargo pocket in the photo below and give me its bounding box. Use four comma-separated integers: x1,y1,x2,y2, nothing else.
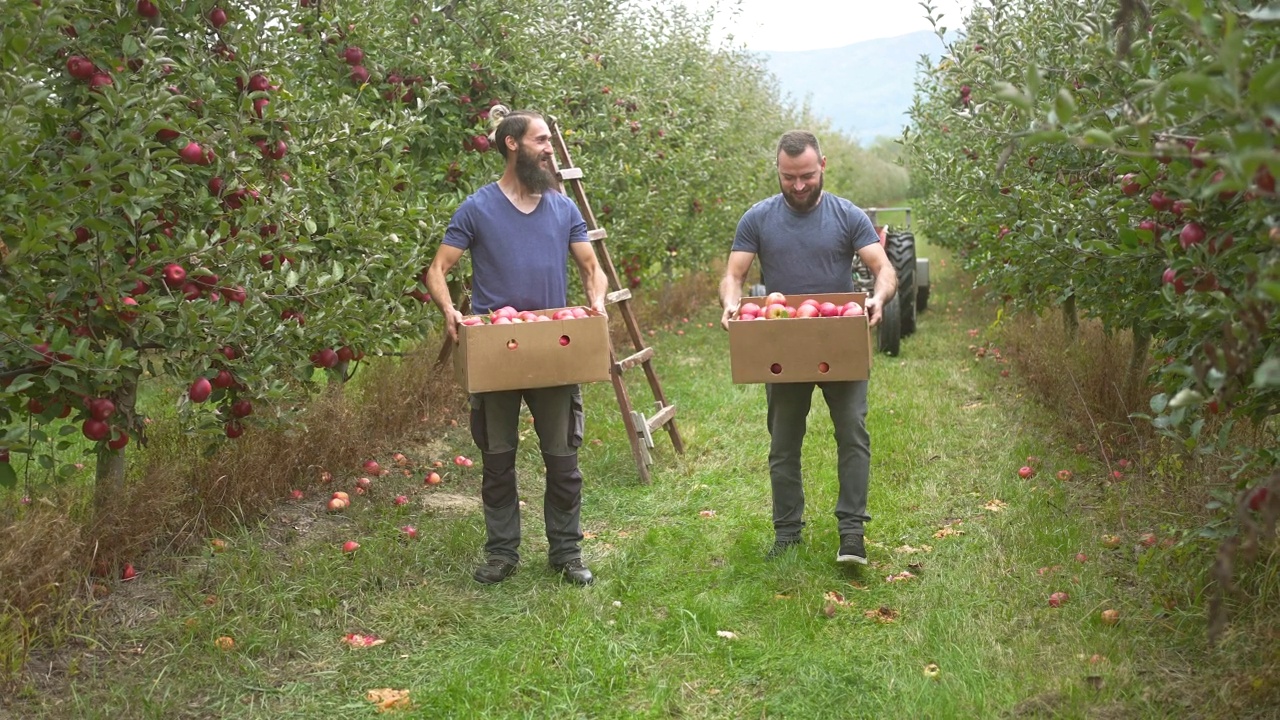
469,393,488,453
567,385,584,450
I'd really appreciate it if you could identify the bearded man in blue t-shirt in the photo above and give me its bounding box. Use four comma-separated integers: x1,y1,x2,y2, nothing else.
718,130,897,566
425,109,607,586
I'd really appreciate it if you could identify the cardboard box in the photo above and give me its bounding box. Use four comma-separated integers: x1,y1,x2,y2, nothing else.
453,307,611,393
728,292,871,384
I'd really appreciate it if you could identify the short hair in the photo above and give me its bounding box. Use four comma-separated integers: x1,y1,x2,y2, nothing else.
776,131,821,160
493,109,544,159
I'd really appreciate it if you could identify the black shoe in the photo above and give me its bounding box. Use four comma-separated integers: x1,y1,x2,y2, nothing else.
836,535,867,565
766,537,802,559
551,558,594,585
473,557,518,584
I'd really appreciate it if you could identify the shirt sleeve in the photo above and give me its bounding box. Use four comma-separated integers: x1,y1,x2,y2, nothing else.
730,204,761,254
441,199,475,250
566,198,589,244
848,204,879,252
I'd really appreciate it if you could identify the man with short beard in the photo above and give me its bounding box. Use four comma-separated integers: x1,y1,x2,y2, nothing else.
425,109,608,586
717,130,897,566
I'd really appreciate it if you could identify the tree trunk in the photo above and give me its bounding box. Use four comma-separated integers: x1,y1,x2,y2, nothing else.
93,377,137,511
1062,293,1079,343
1126,324,1152,400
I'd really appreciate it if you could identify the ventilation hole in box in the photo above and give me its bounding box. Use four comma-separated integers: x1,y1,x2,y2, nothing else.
506,339,518,350
818,362,830,374
559,335,571,346
770,363,782,375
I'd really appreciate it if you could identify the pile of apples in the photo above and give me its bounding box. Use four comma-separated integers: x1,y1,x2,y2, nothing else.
735,292,864,320
460,305,593,326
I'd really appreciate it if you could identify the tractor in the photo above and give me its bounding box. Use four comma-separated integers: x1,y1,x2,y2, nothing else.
746,206,928,357
858,206,927,356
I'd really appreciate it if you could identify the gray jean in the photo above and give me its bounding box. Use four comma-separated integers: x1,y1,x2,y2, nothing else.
765,380,871,540
469,385,585,564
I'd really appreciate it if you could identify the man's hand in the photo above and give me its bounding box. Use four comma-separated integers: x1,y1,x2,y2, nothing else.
588,298,608,317
443,307,464,342
720,302,738,331
864,296,883,327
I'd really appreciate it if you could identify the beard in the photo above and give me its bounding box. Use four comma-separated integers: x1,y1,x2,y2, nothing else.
515,146,558,193
780,172,823,212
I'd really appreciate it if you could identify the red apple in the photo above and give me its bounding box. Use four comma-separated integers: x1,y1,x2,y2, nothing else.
764,291,787,307
363,460,381,475
162,263,187,288
738,302,761,317
189,377,212,403
424,471,442,486
209,7,228,28
121,563,137,581
1179,222,1205,249
66,56,96,81
82,418,110,441
764,303,789,319
290,489,304,500
178,142,205,165
350,65,369,85
401,525,418,540
818,302,839,317
224,420,244,438
794,304,820,318
818,362,830,373
1018,466,1034,479
1100,609,1120,625
1056,469,1073,481
311,348,339,368
1048,591,1069,608
841,302,864,317
327,497,348,512
344,47,364,65
88,397,115,421
342,540,360,553
393,495,409,506
231,399,252,418
247,73,269,92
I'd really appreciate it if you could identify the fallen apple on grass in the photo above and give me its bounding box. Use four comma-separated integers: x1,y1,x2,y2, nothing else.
401,525,418,540
1101,534,1121,549
1100,609,1120,625
1056,470,1073,481
215,636,235,651
1048,591,1069,608
327,497,348,512
1018,466,1035,479
393,495,408,506
342,540,360,553
424,471,442,486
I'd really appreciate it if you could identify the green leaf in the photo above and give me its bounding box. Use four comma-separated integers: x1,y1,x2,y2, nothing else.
122,35,140,56
1246,4,1280,21
1169,388,1204,408
285,269,299,289
1254,358,1280,388
304,218,317,235
1054,89,1076,124
1082,129,1114,146
1150,392,1169,413
0,462,15,488
994,82,1032,109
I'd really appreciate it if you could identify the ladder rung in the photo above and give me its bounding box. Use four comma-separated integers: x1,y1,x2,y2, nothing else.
588,228,607,241
615,347,654,373
559,167,584,180
645,403,677,433
605,288,632,304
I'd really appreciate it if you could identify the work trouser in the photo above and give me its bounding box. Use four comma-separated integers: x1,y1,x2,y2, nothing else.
469,385,585,565
764,380,871,541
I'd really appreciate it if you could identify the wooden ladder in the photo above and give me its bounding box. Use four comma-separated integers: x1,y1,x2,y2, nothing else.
546,115,684,482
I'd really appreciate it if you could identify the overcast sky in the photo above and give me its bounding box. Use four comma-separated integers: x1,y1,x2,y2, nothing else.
670,0,977,51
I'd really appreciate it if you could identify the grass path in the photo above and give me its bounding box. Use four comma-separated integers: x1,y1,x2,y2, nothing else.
15,243,1231,718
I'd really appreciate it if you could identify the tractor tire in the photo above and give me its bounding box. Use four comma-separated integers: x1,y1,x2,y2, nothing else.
886,231,918,337
877,292,901,357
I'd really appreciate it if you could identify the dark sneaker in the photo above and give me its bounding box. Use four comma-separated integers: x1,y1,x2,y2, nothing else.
766,537,802,559
552,558,594,585
473,557,518,584
836,535,867,565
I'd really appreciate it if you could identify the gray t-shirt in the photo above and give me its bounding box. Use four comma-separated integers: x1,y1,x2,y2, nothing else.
731,193,879,295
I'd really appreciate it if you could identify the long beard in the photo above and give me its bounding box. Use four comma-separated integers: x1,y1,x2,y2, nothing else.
516,149,558,193
780,173,823,212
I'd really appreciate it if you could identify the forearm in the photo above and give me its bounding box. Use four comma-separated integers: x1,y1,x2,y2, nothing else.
424,264,455,316
873,264,898,305
584,265,608,308
719,273,743,310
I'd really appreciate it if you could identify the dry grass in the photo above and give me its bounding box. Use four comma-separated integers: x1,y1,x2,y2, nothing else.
997,311,1155,458
0,342,467,661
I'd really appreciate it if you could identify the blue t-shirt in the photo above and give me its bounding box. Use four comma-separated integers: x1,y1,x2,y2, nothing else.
731,193,879,295
442,183,589,314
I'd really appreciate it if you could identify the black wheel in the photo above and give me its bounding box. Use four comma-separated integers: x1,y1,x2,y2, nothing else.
886,231,917,336
877,292,901,356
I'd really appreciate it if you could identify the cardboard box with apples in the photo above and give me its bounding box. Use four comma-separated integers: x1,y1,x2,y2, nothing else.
727,291,872,383
453,305,611,393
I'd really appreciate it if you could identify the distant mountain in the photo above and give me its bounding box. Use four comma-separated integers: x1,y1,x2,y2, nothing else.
756,30,953,144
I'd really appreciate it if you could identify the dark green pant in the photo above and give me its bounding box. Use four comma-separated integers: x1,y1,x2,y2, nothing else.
469,385,585,565
765,380,871,541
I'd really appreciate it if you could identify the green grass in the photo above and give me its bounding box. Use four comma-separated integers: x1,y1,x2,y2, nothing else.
9,241,1262,718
